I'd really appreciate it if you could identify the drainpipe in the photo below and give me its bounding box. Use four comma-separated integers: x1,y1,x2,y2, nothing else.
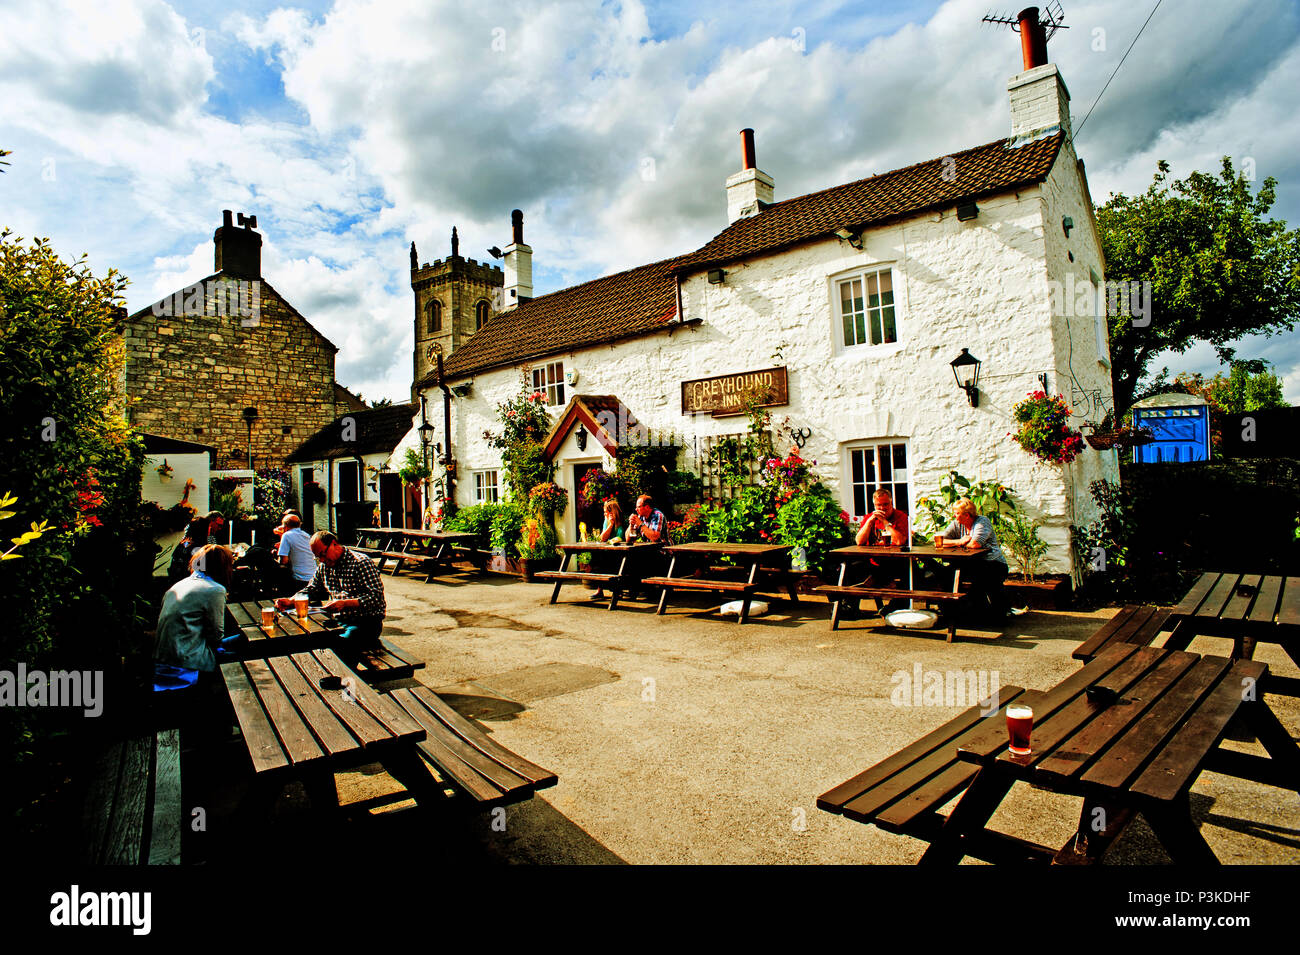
434,347,457,516
327,457,334,532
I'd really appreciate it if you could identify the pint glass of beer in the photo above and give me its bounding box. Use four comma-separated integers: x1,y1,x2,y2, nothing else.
1006,703,1034,756
294,593,309,620
261,606,276,632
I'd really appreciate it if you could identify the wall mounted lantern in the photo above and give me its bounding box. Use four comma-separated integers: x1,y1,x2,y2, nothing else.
949,349,981,407
575,422,589,451
834,226,863,250
242,406,259,469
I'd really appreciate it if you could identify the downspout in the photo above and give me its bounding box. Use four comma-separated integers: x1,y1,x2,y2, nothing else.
435,347,457,516
327,456,334,532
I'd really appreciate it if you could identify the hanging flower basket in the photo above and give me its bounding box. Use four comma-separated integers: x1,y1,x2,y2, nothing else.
1010,392,1084,464
1084,426,1155,450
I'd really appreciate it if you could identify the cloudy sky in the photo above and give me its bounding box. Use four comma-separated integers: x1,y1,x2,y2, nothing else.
4,0,1299,403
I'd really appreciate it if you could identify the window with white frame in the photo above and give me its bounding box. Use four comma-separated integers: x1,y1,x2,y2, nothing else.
1091,270,1110,368
531,361,565,406
836,267,898,348
843,440,909,522
473,470,500,504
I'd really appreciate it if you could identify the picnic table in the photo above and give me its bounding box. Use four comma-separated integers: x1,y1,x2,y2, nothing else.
641,542,796,624
536,541,662,610
819,642,1300,864
220,648,442,817
816,544,988,641
225,599,343,655
1166,571,1300,696
353,527,483,581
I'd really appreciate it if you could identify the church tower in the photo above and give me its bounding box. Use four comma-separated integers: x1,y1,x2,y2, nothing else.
410,227,503,394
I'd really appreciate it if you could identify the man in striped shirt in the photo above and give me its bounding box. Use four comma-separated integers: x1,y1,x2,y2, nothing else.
276,530,386,661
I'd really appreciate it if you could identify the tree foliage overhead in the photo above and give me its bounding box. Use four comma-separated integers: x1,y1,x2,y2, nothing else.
1096,158,1300,417
1172,361,1288,452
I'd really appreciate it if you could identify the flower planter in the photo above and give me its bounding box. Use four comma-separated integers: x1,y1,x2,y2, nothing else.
1085,428,1153,450
485,554,561,581
1004,573,1072,610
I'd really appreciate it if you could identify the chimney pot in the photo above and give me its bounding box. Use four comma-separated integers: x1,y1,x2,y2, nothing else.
1017,7,1048,70
740,129,756,170
511,209,524,245
214,210,262,279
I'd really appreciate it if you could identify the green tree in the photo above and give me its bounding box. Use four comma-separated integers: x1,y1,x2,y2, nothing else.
1172,360,1288,451
1097,158,1300,417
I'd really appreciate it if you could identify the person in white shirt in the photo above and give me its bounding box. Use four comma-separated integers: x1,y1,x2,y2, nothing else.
277,513,317,594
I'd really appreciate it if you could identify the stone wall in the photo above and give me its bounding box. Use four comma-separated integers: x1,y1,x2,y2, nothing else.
123,278,338,470
411,256,503,389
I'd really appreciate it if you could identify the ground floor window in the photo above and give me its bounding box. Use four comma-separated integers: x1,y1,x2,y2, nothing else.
843,440,909,521
474,469,500,504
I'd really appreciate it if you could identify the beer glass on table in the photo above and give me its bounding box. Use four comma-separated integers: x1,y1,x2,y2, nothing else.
1006,703,1034,757
294,592,309,620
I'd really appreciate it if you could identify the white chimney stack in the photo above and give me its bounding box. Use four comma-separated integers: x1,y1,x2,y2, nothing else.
725,128,774,223
1006,7,1071,141
503,208,533,308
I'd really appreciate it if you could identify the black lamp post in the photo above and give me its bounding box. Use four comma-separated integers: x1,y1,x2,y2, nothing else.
949,350,981,407
242,406,259,469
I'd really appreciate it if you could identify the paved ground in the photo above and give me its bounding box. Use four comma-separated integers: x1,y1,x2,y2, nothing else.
252,570,1300,865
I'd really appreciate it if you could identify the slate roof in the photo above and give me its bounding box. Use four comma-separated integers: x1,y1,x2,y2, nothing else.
286,403,417,462
421,132,1065,383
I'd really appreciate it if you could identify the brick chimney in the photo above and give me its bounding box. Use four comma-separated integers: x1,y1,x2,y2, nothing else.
502,209,533,307
1006,7,1071,141
725,128,774,223
214,210,262,278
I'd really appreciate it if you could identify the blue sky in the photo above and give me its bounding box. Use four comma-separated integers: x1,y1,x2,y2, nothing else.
3,0,1299,403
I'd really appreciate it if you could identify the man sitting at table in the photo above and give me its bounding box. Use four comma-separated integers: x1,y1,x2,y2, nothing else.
935,497,1017,620
626,494,665,543
276,513,317,595
275,531,386,664
843,490,910,617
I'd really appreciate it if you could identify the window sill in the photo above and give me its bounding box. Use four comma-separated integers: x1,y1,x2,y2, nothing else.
837,341,906,360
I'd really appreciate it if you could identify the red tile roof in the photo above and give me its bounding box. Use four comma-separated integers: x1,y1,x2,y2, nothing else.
428,132,1065,382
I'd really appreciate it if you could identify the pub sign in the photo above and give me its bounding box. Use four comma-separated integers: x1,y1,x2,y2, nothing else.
681,366,789,417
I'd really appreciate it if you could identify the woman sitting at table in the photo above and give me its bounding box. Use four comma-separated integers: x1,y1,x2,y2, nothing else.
154,544,247,674
592,499,624,600
934,497,1015,620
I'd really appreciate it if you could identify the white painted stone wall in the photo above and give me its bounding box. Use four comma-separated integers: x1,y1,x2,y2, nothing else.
413,147,1112,574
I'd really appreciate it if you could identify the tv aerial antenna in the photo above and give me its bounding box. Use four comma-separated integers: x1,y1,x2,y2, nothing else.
983,2,1069,41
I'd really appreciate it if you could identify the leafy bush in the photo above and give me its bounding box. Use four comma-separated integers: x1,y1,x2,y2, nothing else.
1000,510,1050,580
916,471,1016,538
705,484,779,544
506,442,554,503
253,468,290,528
443,502,499,550
614,439,681,511
519,515,558,560
484,376,554,503
774,486,852,574
666,503,709,545
397,447,431,486
665,469,702,508
489,501,528,555
1072,479,1143,600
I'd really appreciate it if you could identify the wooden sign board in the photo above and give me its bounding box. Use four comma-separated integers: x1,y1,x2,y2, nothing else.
681,366,789,417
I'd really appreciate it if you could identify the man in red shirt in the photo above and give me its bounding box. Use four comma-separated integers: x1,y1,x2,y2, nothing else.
845,490,910,617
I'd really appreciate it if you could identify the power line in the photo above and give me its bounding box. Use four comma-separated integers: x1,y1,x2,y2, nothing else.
1072,0,1164,143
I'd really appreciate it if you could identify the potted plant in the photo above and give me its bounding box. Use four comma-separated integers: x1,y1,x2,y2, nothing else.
1082,412,1156,450
397,447,431,486
998,510,1070,608
1010,391,1084,464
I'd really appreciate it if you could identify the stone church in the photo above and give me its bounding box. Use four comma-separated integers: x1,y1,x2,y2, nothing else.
122,212,358,470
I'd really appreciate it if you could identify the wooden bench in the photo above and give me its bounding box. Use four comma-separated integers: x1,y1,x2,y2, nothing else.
816,584,966,641
817,685,1127,864
389,685,558,808
84,729,182,865
354,638,426,683
1072,605,1182,663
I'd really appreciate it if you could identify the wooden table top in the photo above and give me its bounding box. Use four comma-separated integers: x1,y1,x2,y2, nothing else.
558,540,662,552
664,542,791,558
956,642,1266,804
220,648,426,776
227,599,341,644
829,544,988,559
1170,571,1300,631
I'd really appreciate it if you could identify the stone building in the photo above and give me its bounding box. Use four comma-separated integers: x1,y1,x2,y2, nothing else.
409,227,504,397
397,25,1119,577
122,212,352,470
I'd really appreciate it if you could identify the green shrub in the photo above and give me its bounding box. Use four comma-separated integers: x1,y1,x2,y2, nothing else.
775,486,853,574
705,484,779,545
1000,510,1049,580
490,501,528,556
916,470,1016,538
443,502,498,550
